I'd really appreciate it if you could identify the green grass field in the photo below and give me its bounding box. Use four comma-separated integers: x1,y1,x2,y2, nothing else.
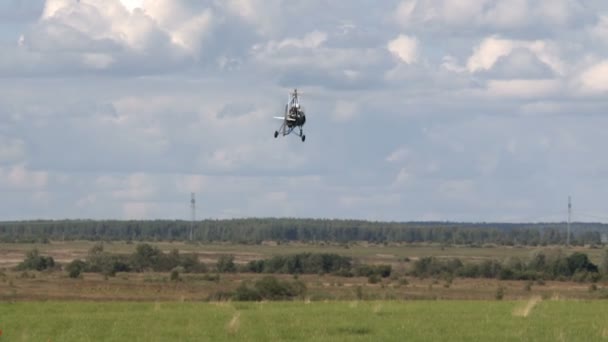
1,300,607,341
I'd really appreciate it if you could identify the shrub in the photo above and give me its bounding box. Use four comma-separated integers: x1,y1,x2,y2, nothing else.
16,249,55,271
170,269,181,282
368,274,381,284
233,276,306,301
66,259,87,279
495,286,505,300
217,255,237,273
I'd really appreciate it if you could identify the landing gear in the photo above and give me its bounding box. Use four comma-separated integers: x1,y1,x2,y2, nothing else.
299,128,305,142
274,131,278,138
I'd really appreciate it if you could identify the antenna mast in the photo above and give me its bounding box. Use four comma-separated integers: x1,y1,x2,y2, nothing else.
567,196,571,247
190,193,196,241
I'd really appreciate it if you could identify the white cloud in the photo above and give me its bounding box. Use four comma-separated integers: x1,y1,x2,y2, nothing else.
123,201,148,219
0,164,48,190
3,0,608,222
590,15,608,44
467,36,515,72
484,79,562,98
441,55,466,73
220,0,282,35
394,1,417,24
393,0,587,30
251,31,328,62
386,147,410,163
578,60,608,94
387,34,419,64
467,36,564,75
534,0,583,26
120,0,144,12
111,173,157,200
175,174,208,194
482,0,529,28
15,0,217,74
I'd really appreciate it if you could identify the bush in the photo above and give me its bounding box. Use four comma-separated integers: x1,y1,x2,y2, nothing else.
217,255,237,273
255,276,301,300
16,249,55,271
368,274,381,284
233,276,306,301
170,269,181,282
233,282,263,301
495,286,505,300
130,244,163,272
66,259,87,279
246,253,353,275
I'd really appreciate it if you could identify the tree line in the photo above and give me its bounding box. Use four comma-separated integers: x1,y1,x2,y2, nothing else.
243,253,392,278
16,244,391,281
1,219,607,245
410,249,608,282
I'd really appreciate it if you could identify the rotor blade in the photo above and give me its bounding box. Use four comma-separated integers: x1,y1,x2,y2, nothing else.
273,116,285,120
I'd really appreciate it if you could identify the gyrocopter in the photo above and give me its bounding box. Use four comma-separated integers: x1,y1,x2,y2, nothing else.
274,89,306,142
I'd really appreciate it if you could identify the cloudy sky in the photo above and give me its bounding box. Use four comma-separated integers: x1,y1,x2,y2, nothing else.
1,0,608,222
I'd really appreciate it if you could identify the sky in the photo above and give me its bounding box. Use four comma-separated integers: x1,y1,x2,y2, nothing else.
1,0,608,222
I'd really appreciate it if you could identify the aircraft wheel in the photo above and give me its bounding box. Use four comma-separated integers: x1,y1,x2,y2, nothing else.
274,131,278,138
302,135,306,142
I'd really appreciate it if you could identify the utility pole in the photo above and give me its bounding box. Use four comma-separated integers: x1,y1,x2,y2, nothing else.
190,193,196,241
567,196,571,247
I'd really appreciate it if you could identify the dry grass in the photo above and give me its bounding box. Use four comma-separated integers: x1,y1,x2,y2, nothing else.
226,311,241,335
5,271,603,302
2,241,608,302
512,296,542,317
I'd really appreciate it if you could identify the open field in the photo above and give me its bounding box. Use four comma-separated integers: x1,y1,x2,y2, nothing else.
1,240,606,268
1,241,607,341
1,269,607,302
1,300,608,341
1,240,607,301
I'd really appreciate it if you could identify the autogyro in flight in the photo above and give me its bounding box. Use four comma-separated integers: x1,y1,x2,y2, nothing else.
274,89,306,142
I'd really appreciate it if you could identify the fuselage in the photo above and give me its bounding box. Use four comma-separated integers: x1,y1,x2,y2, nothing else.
286,106,306,128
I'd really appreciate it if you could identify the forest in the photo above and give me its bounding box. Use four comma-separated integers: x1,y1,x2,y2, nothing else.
1,218,607,245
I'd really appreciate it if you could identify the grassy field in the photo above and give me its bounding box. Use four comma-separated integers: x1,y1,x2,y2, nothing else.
3,269,607,302
1,242,607,340
2,241,607,302
1,300,607,341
